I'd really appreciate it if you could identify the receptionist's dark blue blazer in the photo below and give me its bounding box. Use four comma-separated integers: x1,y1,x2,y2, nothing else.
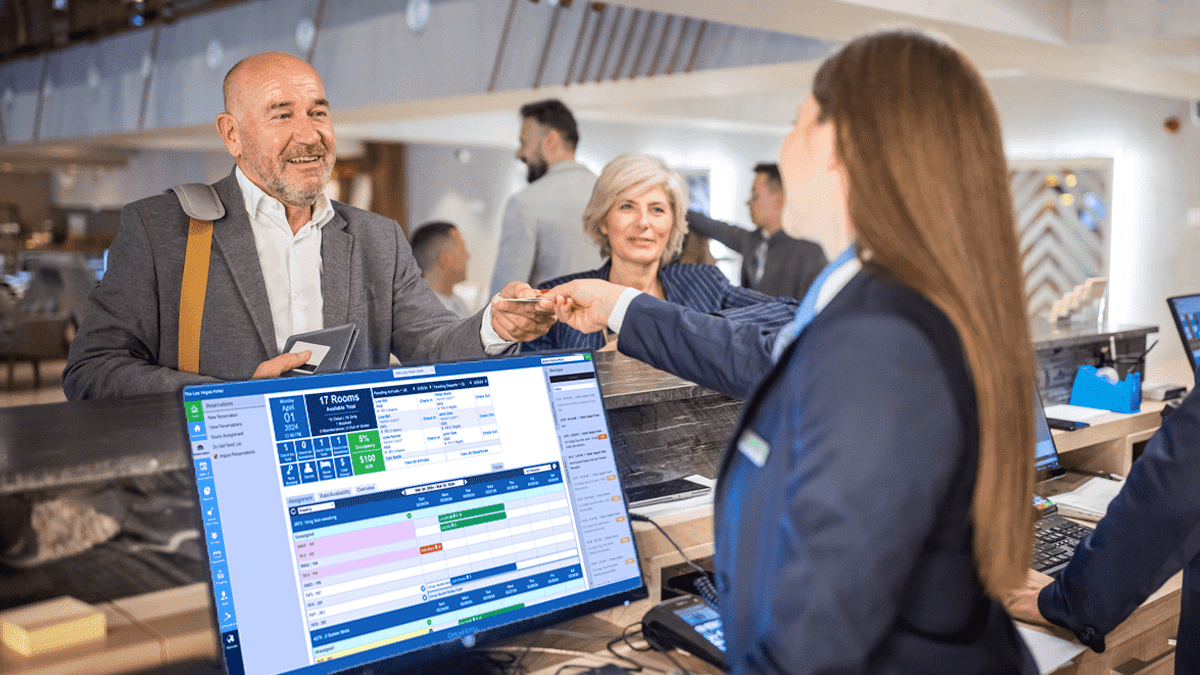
619,270,1037,674
1040,373,1200,674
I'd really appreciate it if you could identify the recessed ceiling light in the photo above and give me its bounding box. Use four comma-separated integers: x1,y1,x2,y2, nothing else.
296,18,316,52
407,0,431,34
206,39,224,70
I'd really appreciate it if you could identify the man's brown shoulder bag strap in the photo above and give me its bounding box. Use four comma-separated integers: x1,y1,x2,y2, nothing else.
168,183,225,375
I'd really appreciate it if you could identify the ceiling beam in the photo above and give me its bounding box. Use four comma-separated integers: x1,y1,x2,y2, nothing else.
604,0,1200,100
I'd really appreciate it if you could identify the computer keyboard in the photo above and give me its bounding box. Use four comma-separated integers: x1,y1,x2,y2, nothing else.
1032,513,1094,577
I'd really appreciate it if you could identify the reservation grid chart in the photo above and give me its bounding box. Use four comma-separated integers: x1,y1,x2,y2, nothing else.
290,467,582,662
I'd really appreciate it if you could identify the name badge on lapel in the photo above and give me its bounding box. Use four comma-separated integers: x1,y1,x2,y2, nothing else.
737,429,771,467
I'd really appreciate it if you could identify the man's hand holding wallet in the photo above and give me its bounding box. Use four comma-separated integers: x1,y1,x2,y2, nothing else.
252,324,360,380
280,324,359,376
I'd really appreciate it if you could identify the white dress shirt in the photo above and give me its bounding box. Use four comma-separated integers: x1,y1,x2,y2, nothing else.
236,168,335,352
236,167,512,356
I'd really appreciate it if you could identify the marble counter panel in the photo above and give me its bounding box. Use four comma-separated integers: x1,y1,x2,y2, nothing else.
0,394,190,496
606,392,740,488
594,351,715,410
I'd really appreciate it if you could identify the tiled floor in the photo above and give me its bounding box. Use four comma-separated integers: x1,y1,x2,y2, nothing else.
0,358,69,408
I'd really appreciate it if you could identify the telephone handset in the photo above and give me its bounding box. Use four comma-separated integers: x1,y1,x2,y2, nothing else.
641,593,726,669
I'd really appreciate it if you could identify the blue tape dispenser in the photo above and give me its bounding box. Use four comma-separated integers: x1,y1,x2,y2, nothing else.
1070,365,1141,413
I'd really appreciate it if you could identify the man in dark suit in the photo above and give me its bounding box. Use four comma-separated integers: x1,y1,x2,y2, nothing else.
1006,375,1200,674
64,52,554,400
686,164,827,301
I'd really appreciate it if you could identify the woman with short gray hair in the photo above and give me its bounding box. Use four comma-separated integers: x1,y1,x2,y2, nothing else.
523,152,796,352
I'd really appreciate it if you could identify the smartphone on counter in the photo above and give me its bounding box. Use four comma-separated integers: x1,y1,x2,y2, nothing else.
1046,417,1089,431
625,476,711,507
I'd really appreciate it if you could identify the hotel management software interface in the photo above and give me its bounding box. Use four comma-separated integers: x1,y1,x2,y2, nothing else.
183,352,642,675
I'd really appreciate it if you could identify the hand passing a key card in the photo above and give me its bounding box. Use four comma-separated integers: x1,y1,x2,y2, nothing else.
490,282,558,342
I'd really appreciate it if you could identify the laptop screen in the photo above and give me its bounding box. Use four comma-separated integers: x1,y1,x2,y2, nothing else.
1033,390,1063,477
1167,294,1200,377
182,352,645,675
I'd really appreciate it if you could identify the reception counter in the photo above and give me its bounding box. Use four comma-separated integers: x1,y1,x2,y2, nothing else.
0,351,737,611
0,337,1183,674
0,351,736,674
0,351,735,497
0,323,1157,497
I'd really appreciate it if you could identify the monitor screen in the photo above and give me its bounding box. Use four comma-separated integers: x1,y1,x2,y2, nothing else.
1033,390,1062,477
1168,294,1200,376
182,352,646,675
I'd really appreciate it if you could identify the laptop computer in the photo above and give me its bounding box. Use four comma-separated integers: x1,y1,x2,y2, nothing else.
1167,293,1200,382
1034,389,1066,482
180,351,647,675
1032,390,1095,577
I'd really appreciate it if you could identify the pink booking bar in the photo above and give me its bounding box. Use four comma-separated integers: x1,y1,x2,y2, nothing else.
300,521,418,559
309,544,420,579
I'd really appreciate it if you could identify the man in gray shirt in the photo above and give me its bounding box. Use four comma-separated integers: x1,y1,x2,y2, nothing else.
488,99,602,297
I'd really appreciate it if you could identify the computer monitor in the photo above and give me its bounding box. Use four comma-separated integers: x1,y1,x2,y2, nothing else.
1033,389,1065,480
181,351,647,675
1167,294,1200,382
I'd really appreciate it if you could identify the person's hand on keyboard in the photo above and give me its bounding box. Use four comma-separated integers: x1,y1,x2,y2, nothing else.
1003,569,1055,627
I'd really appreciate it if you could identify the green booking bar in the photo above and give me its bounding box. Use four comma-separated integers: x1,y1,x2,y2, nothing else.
438,502,505,524
440,511,507,532
458,603,525,625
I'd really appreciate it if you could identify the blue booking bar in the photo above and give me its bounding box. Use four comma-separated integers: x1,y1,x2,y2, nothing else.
449,562,517,587
290,469,563,534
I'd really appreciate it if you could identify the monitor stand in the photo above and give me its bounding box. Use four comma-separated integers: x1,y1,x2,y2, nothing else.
369,652,501,675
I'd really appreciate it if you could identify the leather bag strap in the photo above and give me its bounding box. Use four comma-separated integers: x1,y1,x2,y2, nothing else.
179,216,213,374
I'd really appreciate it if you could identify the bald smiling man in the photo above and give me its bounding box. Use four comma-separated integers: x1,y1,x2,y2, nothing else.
64,52,556,399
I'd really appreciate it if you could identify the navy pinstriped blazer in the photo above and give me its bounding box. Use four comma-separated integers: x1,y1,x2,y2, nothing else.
521,260,798,353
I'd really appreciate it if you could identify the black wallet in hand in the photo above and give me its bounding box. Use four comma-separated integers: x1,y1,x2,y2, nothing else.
281,323,359,375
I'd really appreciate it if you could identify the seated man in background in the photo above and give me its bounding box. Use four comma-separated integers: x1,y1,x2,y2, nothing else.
410,221,472,318
1006,376,1200,674
63,51,553,400
686,163,826,300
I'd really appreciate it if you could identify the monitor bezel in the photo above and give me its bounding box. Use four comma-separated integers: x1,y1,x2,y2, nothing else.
1167,294,1200,385
180,349,649,675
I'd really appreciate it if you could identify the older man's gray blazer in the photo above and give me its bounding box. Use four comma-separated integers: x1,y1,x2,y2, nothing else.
63,170,486,400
